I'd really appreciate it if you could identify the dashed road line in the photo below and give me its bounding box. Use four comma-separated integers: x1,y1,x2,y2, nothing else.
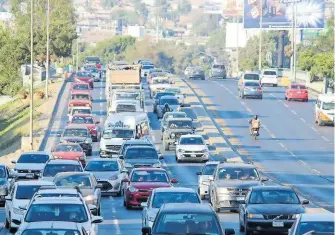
291,110,297,115
322,136,329,142
300,118,306,122
279,143,285,148
284,103,289,107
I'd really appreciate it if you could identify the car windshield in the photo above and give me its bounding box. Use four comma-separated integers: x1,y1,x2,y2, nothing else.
165,89,181,95
125,148,158,159
16,185,45,199
116,93,139,100
116,104,136,112
213,65,224,69
153,79,169,84
249,190,300,204
245,82,260,87
131,170,168,182
263,71,276,75
54,174,92,188
43,165,83,177
0,167,6,178
154,213,221,234
37,193,78,198
291,85,306,89
73,84,89,90
217,167,259,180
322,102,335,111
77,72,92,77
85,161,119,171
63,129,88,137
180,137,204,145
155,93,174,99
22,229,81,235
152,72,166,77
143,65,154,69
103,129,134,139
245,74,259,80
298,221,335,235
71,94,90,100
163,113,187,124
55,144,82,152
25,204,88,223
202,164,218,175
17,154,49,163
71,116,94,124
72,109,91,115
152,192,200,208
160,98,179,105
167,120,192,129
121,144,152,155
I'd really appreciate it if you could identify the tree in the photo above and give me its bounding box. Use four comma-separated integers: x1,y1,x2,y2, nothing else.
206,28,226,62
178,0,191,15
192,14,220,36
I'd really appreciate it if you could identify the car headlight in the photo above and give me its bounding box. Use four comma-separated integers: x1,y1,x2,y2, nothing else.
13,207,24,215
292,214,300,219
110,175,118,180
201,181,210,186
178,149,184,153
170,133,175,138
85,138,92,144
148,215,156,222
128,186,138,193
200,149,208,153
152,163,161,168
248,214,263,219
84,195,97,204
54,156,61,159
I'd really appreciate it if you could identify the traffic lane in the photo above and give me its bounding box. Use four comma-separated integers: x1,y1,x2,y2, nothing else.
187,80,334,211
217,80,334,181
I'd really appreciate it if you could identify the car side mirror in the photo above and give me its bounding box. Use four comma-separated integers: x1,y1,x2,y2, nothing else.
159,155,164,160
119,155,124,160
208,176,214,181
171,178,178,183
142,226,151,235
88,204,97,212
122,178,129,183
260,177,269,182
141,202,148,207
96,183,103,188
225,228,235,235
196,172,202,175
11,160,16,164
302,200,309,205
91,216,103,224
5,196,11,201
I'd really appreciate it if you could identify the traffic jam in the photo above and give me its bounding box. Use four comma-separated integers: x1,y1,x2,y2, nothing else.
1,56,333,235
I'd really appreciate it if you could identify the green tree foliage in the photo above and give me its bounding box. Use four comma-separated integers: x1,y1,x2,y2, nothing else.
192,14,220,36
177,0,191,15
103,0,117,8
111,10,141,25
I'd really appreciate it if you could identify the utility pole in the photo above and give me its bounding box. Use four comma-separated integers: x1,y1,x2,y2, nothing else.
155,0,159,42
30,0,34,150
258,0,263,72
45,0,50,99
293,2,297,82
76,38,79,73
236,16,239,75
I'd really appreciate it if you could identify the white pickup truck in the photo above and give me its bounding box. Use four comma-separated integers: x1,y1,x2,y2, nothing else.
261,69,278,87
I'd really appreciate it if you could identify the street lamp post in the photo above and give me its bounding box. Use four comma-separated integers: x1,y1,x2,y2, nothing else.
29,0,34,150
45,0,50,99
258,0,263,71
293,2,297,82
236,16,239,75
76,38,79,73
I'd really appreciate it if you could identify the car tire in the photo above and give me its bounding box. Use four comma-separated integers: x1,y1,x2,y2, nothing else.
305,99,308,102
239,220,245,232
285,96,287,100
241,95,244,99
5,217,9,229
259,96,263,100
88,149,92,156
244,217,252,235
274,84,278,87
97,205,101,216
9,215,16,233
116,189,121,197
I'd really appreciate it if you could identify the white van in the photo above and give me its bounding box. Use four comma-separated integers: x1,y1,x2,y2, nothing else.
315,94,335,126
100,112,150,157
261,69,278,87
108,100,142,113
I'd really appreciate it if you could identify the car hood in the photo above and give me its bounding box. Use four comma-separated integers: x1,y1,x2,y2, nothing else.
124,159,160,165
52,152,84,159
177,145,207,151
57,186,94,197
158,105,179,111
167,129,193,133
40,176,55,182
62,136,87,142
150,84,171,90
247,204,305,214
68,100,91,105
88,171,119,180
101,138,126,146
215,180,262,188
14,199,30,210
14,163,45,170
131,182,171,189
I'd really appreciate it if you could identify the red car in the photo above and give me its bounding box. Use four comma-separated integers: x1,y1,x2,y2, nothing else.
285,83,308,102
68,114,100,142
74,72,94,89
68,91,93,111
51,143,86,166
70,82,91,93
122,168,178,209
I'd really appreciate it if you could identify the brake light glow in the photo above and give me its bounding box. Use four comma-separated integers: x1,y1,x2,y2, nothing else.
258,87,262,91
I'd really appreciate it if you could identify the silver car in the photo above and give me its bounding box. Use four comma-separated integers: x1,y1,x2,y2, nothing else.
209,64,226,79
141,187,201,228
239,81,263,99
156,95,180,119
196,161,220,199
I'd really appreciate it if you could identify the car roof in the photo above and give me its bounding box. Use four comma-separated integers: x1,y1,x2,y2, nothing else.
55,172,90,177
87,158,119,163
251,186,294,191
300,213,334,222
71,91,90,94
72,106,91,109
37,188,79,194
46,159,81,165
244,72,259,75
153,187,196,193
126,145,156,150
290,83,306,87
55,142,82,147
72,114,94,117
20,151,50,155
124,139,152,145
72,82,89,85
23,221,80,230
167,117,192,121
132,167,166,172
160,95,177,99
65,124,89,130
205,161,221,165
160,203,214,213
180,134,203,138
16,180,55,186
164,112,186,116
32,197,83,204
218,162,257,168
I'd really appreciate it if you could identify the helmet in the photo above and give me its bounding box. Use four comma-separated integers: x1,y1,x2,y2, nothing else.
165,103,169,108
254,115,258,119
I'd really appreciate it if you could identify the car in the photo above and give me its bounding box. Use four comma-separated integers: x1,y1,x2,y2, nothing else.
156,95,180,119
68,91,93,111
68,106,92,122
239,81,263,99
5,180,55,232
60,125,93,156
141,64,155,77
160,112,187,135
0,164,15,204
209,63,226,79
285,83,308,102
70,82,91,93
74,72,94,89
187,66,205,80
196,161,221,199
16,221,91,235
141,203,235,235
53,172,102,215
69,114,101,142
209,162,268,212
118,139,154,159
239,72,261,88
120,146,163,171
40,159,84,182
175,134,209,163
141,187,201,228
147,68,163,79
149,77,171,98
51,143,86,167
84,158,128,196
162,117,194,151
239,186,309,234
164,88,186,106
261,69,278,87
152,92,175,113
122,168,178,209
184,66,192,77
85,67,101,82
314,94,335,126
17,197,103,235
11,151,54,180
288,213,334,235
147,72,167,84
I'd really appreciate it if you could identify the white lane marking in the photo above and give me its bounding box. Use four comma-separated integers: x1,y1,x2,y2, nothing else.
300,118,306,123
246,107,252,113
100,103,103,107
279,143,285,148
284,103,289,107
299,160,307,166
311,169,321,175
241,102,246,106
322,136,329,142
291,110,297,115
110,196,122,235
311,127,318,132
270,133,276,138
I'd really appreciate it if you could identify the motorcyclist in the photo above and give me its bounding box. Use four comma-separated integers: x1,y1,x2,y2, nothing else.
249,115,260,135
163,103,171,113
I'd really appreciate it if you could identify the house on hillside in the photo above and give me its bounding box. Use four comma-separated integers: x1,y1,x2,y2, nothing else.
189,0,205,9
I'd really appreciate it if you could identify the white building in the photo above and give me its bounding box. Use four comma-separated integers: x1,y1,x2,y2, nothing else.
127,25,146,38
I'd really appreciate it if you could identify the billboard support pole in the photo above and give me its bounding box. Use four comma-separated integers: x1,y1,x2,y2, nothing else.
293,2,297,82
236,16,239,76
258,0,263,72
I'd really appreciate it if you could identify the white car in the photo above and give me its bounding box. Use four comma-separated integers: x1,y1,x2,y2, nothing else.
261,69,278,87
141,187,201,228
196,161,220,199
164,88,186,106
149,77,171,98
68,107,92,121
16,197,103,235
5,180,55,233
141,64,155,77
288,213,334,235
84,158,128,196
12,151,53,180
175,135,209,163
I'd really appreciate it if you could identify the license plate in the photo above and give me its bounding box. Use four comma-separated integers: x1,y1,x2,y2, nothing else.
272,221,284,227
237,197,244,201
191,154,196,157
26,173,34,178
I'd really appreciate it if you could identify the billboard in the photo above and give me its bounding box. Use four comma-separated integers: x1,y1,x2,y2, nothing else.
243,0,326,29
222,0,244,16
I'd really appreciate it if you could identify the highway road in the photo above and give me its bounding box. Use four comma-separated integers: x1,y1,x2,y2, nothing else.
0,75,332,235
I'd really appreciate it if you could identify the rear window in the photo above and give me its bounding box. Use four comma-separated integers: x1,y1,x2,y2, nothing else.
244,74,259,80
143,65,154,69
263,71,276,75
213,65,224,69
202,164,218,175
291,85,306,89
18,154,49,164
245,82,260,87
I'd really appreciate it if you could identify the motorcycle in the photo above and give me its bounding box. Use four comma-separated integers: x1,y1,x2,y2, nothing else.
250,127,259,140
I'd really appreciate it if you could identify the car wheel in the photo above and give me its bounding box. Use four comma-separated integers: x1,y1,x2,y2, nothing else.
5,217,9,228
163,142,169,151
259,96,263,99
285,96,287,100
305,99,308,102
88,149,92,156
239,220,245,232
116,188,121,197
244,217,252,235
97,205,101,216
9,215,16,233
241,95,244,99
274,84,278,87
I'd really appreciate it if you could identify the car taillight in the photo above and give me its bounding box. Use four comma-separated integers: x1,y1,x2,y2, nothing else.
85,104,90,107
69,103,74,107
244,87,249,90
258,87,262,91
